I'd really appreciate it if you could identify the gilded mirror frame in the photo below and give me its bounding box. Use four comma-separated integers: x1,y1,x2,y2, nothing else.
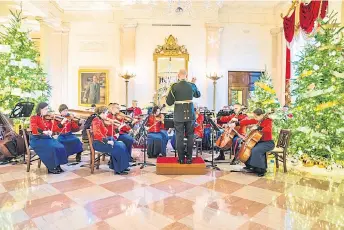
153,35,189,104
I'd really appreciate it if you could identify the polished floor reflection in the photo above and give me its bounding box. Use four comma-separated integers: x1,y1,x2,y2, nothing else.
0,150,343,230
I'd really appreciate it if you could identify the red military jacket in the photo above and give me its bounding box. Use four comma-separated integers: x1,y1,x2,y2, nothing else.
91,117,108,142
146,115,164,133
113,113,131,134
30,115,52,135
194,113,204,138
54,119,80,134
106,113,131,136
219,114,248,135
239,118,273,141
128,107,142,118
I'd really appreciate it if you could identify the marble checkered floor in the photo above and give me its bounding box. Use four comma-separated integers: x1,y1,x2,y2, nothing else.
1,149,344,230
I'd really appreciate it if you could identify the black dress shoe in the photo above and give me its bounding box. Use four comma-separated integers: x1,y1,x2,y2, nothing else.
116,171,129,175
57,166,64,173
215,155,225,161
48,169,61,174
230,159,240,165
124,168,130,172
186,159,192,164
243,166,253,171
178,160,185,164
76,152,82,162
257,172,265,177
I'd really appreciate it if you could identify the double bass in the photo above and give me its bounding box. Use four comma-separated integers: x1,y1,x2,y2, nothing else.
215,109,246,150
237,111,273,163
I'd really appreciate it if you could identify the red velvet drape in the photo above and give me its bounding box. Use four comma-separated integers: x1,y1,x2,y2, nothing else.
282,0,328,104
283,9,295,104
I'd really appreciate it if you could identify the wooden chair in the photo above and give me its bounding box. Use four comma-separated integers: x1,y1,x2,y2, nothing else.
22,129,42,172
270,129,292,173
86,129,109,174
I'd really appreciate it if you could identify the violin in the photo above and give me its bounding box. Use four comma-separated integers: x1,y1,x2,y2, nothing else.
43,113,81,122
116,112,133,122
104,117,121,126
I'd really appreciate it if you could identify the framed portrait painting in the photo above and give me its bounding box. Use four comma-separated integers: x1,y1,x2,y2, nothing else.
78,69,109,107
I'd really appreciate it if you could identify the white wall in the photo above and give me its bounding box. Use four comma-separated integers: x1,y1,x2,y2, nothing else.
67,22,121,109
134,24,207,108
217,23,273,110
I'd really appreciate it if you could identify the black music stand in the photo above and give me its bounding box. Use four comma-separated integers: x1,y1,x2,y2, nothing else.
9,102,34,119
204,116,221,171
137,115,156,169
3,102,35,165
9,102,34,134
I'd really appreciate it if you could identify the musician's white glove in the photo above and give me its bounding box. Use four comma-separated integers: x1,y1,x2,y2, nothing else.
114,133,120,139
107,140,114,146
61,118,68,124
231,118,238,122
43,130,52,136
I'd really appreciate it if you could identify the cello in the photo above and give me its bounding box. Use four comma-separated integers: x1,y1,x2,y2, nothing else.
215,109,246,150
237,111,273,163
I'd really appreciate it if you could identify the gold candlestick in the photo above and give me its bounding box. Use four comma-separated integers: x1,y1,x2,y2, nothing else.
119,72,135,107
207,73,223,111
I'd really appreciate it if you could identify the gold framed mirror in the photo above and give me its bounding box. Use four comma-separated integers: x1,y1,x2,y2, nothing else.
153,35,189,106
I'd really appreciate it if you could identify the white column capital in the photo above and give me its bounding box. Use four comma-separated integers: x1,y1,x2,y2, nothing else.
121,23,138,30
205,23,224,32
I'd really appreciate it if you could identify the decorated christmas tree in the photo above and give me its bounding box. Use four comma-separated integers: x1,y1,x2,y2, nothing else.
248,72,280,111
290,13,344,160
248,72,287,138
0,8,51,114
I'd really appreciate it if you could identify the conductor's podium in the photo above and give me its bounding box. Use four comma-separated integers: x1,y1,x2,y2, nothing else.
156,157,206,175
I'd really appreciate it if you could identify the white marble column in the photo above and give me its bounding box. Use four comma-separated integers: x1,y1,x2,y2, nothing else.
39,21,70,111
205,23,223,111
119,24,137,106
270,27,286,106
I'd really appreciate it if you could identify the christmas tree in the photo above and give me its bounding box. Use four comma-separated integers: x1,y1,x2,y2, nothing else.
0,8,51,114
248,72,280,111
248,72,287,138
290,13,344,160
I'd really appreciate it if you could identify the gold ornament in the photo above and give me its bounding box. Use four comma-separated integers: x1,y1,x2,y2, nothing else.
302,159,315,167
300,70,313,78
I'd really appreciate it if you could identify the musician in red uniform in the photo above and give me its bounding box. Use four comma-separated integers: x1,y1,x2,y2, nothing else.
107,103,135,162
229,108,275,177
146,106,168,157
54,104,83,162
216,103,247,163
127,100,142,118
29,102,68,174
91,106,130,175
194,109,204,139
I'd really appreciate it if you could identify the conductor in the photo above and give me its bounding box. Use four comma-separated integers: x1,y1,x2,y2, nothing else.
166,69,201,164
